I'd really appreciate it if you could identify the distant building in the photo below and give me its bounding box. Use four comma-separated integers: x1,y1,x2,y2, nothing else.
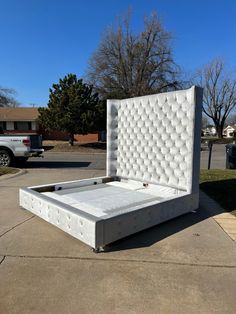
223,125,236,138
0,107,39,134
202,125,217,137
0,107,99,142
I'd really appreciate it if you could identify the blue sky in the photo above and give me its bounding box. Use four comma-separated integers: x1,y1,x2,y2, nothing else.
0,0,235,106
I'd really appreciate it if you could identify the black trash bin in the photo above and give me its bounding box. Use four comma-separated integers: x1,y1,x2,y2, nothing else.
226,144,236,169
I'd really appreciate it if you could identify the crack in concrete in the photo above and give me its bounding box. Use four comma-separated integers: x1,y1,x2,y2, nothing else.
3,254,236,269
0,255,6,265
0,216,35,239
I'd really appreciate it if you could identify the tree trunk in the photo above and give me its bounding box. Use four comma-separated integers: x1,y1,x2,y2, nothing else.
68,133,74,146
215,124,223,138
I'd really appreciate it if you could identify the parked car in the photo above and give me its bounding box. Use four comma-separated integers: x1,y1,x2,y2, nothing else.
201,139,210,151
0,134,44,166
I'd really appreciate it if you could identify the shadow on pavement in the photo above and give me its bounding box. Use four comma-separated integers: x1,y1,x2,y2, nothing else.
80,142,106,150
42,142,107,152
200,179,236,212
19,161,91,169
43,145,54,151
106,202,224,252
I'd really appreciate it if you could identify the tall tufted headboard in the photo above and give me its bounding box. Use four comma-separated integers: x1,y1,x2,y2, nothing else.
106,86,203,193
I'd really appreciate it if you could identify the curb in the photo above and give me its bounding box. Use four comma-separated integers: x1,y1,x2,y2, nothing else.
0,169,27,181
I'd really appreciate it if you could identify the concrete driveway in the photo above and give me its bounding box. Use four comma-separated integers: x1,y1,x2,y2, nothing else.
0,169,236,313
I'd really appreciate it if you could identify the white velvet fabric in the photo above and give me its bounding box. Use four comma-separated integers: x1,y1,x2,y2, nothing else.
107,86,202,192
42,181,185,218
20,87,203,249
43,184,159,217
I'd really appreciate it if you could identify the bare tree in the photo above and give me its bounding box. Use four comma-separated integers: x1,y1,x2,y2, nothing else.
201,114,209,129
0,87,18,107
196,59,236,138
226,113,236,126
87,12,181,99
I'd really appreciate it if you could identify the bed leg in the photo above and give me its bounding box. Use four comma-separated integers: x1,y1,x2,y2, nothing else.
92,246,106,253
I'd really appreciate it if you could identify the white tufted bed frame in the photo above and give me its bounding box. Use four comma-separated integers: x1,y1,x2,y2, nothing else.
19,86,203,251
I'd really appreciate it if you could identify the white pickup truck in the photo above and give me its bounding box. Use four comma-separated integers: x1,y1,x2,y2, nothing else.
0,134,44,167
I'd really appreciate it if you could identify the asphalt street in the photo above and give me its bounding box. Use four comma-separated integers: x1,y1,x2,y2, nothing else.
22,151,106,170
22,144,227,170
200,143,227,169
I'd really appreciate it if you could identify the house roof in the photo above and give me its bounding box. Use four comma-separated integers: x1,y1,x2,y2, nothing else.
224,125,236,131
0,107,39,121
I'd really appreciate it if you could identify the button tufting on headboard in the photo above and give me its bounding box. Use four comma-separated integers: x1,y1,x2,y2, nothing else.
107,86,202,193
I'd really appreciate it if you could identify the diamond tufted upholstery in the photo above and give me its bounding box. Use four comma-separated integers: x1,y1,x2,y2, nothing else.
107,86,203,193
20,86,203,250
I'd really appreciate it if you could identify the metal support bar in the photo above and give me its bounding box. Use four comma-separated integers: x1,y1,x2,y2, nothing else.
207,141,213,170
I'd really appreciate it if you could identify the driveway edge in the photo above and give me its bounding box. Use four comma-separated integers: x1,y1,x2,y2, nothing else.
200,190,236,243
0,169,27,181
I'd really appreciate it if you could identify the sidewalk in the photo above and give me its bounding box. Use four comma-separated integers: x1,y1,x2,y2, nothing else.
200,191,236,243
214,212,236,242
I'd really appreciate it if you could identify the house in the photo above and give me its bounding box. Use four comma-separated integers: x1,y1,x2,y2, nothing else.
0,107,99,142
0,107,39,134
202,125,217,137
223,125,236,138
